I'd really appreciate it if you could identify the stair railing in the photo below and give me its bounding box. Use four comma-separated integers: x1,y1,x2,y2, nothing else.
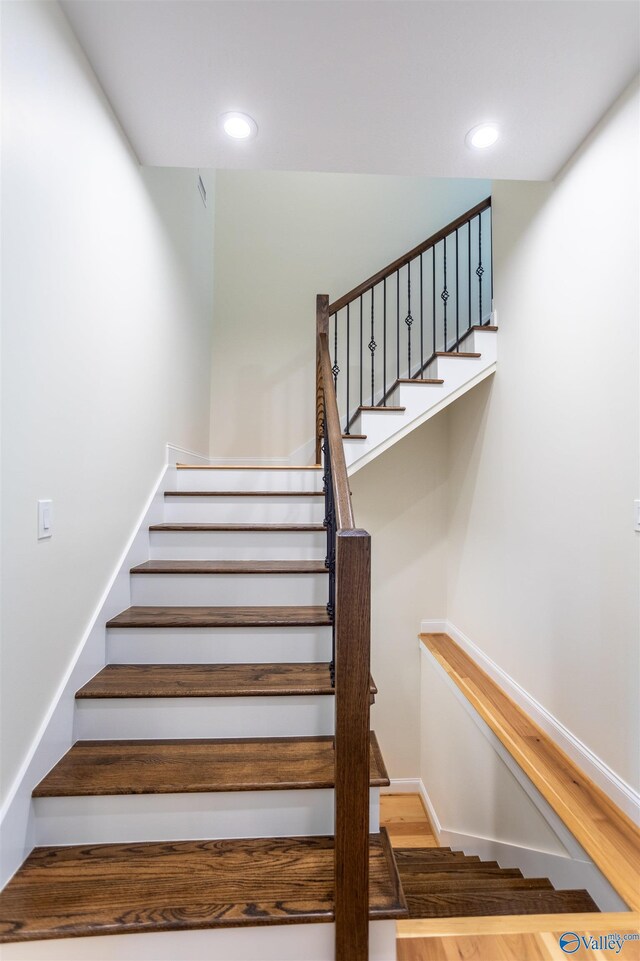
316,293,371,961
321,197,492,438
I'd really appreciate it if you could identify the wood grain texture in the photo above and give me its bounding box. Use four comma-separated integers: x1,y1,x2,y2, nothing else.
397,925,640,961
402,877,554,895
317,317,355,530
148,523,326,532
106,606,332,628
334,530,372,961
433,351,481,358
76,663,378,699
129,560,329,575
379,794,439,848
164,490,324,498
421,633,640,911
32,733,389,797
328,198,492,314
396,912,638,938
358,405,406,413
395,378,444,386
0,832,407,944
405,889,599,919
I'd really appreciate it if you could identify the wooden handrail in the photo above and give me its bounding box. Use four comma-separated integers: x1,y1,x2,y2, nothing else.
329,196,492,315
316,295,354,530
316,294,371,961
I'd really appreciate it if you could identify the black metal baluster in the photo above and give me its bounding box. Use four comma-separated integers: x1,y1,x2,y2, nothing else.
432,246,436,355
468,221,472,331
322,418,336,686
369,288,376,407
420,254,424,379
477,214,484,325
332,312,340,392
405,262,413,377
383,278,387,405
455,229,459,351
359,297,363,408
490,208,494,319
396,270,400,380
441,236,449,352
345,304,350,435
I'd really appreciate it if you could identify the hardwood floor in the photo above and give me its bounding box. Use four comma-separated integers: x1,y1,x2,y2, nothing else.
379,794,439,848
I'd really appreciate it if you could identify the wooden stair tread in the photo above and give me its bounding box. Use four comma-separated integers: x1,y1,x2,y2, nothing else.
434,351,481,358
164,490,324,497
107,606,332,628
394,378,444,385
401,877,553,894
32,732,389,797
343,433,367,440
0,831,407,943
357,406,406,412
398,865,522,880
404,887,600,919
130,560,328,575
76,663,378,699
394,848,473,862
149,523,326,532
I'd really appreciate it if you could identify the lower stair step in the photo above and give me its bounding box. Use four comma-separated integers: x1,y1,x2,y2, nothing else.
0,830,408,944
402,876,553,895
33,733,389,796
107,606,332,628
405,887,600,918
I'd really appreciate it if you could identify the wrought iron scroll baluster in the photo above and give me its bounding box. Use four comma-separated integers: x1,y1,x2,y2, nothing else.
441,237,449,351
369,289,376,407
345,304,350,435
332,314,340,391
405,262,413,377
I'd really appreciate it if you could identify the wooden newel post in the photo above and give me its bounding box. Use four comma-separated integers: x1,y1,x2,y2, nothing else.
316,295,329,465
334,528,371,961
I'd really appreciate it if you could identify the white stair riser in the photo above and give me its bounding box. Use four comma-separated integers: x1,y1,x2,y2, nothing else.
130,573,328,606
74,696,335,739
149,529,326,561
0,919,397,961
107,627,333,664
165,495,325,524
177,469,322,492
350,410,407,447
387,381,446,414
33,788,380,845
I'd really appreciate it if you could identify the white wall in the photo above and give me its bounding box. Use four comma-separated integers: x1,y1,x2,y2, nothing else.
210,171,490,460
443,76,640,803
0,1,215,806
350,415,449,778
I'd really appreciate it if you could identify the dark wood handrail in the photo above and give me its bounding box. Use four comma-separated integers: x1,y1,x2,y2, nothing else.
316,294,371,961
316,295,354,530
329,196,492,315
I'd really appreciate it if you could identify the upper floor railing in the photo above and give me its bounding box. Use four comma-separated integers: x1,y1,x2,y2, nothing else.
324,198,492,435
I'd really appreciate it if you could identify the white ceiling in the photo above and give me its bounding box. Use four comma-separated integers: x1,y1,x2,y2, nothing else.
61,1,639,181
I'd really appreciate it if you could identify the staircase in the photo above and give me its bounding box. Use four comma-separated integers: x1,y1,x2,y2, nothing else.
394,847,599,919
0,465,406,959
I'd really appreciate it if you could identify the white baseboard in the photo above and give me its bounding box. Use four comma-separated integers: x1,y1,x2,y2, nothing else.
166,443,212,465
0,461,170,889
420,619,640,824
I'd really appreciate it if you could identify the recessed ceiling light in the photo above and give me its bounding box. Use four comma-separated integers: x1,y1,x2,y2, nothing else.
220,112,258,141
466,123,500,150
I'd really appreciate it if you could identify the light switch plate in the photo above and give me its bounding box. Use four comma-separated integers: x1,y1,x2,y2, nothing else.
38,499,53,539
